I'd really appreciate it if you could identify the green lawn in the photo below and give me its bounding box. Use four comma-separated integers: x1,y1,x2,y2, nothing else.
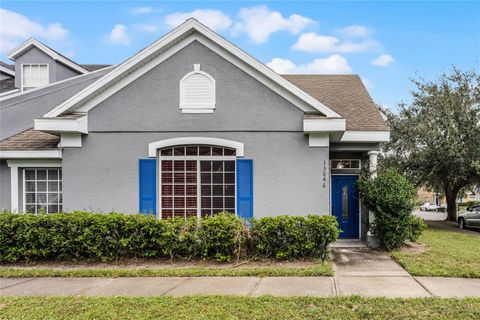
0,296,479,320
391,226,480,277
0,261,332,278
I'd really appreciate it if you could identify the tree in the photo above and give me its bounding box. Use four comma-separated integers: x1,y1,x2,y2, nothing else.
382,68,480,221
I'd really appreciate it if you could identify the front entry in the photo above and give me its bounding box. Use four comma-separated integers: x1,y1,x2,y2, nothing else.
332,175,360,238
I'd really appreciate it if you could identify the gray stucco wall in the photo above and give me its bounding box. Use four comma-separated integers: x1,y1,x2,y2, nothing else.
0,160,11,211
14,46,80,88
62,41,330,217
89,41,303,132
63,132,330,217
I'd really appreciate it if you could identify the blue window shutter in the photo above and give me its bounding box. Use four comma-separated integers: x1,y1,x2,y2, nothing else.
236,159,253,219
139,159,156,215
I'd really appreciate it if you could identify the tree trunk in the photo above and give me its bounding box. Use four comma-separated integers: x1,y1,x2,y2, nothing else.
445,187,459,222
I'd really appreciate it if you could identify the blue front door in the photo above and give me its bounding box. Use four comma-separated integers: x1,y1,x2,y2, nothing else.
332,175,359,238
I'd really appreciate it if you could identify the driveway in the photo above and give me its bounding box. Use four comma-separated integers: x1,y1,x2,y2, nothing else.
413,210,446,221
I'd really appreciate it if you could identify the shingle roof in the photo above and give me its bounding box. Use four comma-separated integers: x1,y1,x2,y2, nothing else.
283,74,389,131
0,129,59,150
0,78,15,93
81,64,112,71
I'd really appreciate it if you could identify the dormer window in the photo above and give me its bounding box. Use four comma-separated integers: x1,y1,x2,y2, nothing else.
22,64,49,91
179,64,215,113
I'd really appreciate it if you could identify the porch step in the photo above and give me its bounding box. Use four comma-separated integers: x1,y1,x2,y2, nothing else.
329,239,367,248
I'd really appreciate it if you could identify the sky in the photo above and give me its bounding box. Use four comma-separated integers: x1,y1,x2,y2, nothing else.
0,1,479,109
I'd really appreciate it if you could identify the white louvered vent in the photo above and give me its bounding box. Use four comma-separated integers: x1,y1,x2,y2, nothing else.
180,64,215,113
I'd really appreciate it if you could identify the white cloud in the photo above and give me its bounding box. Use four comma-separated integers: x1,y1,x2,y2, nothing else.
165,9,232,31
0,9,69,53
337,25,371,38
267,58,297,74
133,24,157,33
371,54,394,66
292,32,379,53
233,5,314,43
267,54,352,74
129,6,153,15
108,24,130,45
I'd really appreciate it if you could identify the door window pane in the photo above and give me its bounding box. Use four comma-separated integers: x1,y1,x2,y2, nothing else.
342,186,349,220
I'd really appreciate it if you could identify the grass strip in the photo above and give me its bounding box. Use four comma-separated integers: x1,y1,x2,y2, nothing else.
0,296,479,320
0,262,333,278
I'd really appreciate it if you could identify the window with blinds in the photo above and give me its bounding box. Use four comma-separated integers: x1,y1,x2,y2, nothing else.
159,145,236,219
22,64,49,90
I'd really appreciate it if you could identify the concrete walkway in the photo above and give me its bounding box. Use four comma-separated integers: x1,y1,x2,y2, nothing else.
1,276,479,298
1,246,479,298
332,247,430,297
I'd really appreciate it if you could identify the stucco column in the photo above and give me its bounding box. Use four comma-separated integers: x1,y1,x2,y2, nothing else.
366,150,380,248
368,150,379,178
6,162,19,212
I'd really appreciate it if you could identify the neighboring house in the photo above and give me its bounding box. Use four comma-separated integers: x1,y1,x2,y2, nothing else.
0,19,389,240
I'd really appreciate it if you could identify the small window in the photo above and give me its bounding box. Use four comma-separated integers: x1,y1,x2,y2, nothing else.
331,159,361,170
22,64,49,90
24,168,62,214
179,64,215,113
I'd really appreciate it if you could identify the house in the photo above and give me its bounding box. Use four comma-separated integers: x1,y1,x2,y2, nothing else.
0,19,389,240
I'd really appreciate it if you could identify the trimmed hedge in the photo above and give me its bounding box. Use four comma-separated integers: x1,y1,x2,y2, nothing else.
0,212,338,263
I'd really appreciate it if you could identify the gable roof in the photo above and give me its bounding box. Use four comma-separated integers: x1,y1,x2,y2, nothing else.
43,19,341,118
8,38,89,74
284,74,389,131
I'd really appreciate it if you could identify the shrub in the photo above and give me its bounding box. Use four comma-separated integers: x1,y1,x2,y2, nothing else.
407,216,427,242
0,211,338,263
357,169,423,250
251,215,338,261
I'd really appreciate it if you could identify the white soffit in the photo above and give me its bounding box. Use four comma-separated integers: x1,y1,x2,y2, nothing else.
8,38,89,74
43,19,340,118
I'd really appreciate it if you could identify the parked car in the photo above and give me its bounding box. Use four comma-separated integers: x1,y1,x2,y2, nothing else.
438,203,447,212
420,202,438,211
458,205,480,229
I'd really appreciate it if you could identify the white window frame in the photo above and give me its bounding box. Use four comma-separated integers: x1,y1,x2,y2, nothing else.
179,64,216,113
330,159,361,170
158,152,236,219
21,63,49,91
23,168,62,214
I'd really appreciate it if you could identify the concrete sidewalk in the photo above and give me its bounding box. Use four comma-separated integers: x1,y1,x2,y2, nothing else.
1,276,480,297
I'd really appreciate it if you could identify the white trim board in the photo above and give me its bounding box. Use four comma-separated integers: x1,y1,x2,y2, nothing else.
34,116,88,134
6,159,62,212
304,118,346,133
0,65,15,77
8,38,89,74
0,150,62,159
148,137,244,157
43,19,340,118
340,131,390,142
